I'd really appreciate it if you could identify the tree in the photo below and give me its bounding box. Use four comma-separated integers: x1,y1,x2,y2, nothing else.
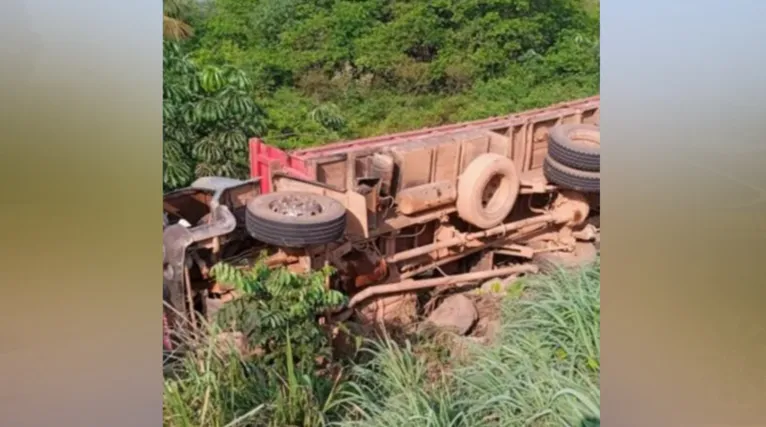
163,0,194,41
166,0,600,173
163,42,267,190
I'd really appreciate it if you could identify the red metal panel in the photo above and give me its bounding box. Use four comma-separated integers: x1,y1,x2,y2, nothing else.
248,138,310,193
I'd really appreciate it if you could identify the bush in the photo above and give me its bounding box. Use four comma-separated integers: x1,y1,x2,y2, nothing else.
210,259,347,370
163,261,349,427
179,0,599,153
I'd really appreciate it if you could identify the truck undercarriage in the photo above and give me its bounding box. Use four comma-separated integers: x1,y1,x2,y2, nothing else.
163,96,601,346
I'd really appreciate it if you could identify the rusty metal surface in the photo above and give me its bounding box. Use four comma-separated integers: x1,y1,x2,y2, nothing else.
346,264,539,309
169,98,601,332
162,205,237,326
291,96,599,159
386,213,560,264
396,180,457,215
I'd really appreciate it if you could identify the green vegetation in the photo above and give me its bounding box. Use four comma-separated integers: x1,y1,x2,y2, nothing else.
163,261,348,427
163,42,267,190
163,0,599,189
334,262,600,426
163,260,600,426
162,2,600,425
210,260,346,368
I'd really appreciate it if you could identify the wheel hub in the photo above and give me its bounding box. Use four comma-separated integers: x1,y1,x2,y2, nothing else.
269,194,324,217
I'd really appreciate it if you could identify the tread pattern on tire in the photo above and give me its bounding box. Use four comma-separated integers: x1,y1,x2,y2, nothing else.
245,193,347,248
548,124,600,171
543,156,600,193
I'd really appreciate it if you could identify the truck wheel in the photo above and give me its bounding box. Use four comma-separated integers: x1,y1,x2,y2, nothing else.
245,192,347,248
457,153,521,229
543,156,600,193
548,124,600,171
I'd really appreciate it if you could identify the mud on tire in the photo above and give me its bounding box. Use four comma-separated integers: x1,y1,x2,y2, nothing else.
245,192,347,248
548,124,600,171
456,153,521,229
543,156,600,193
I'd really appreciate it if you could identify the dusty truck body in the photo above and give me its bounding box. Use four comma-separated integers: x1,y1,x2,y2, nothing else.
162,96,601,335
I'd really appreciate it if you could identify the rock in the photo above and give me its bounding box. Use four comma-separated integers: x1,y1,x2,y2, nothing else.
534,242,598,273
427,294,478,335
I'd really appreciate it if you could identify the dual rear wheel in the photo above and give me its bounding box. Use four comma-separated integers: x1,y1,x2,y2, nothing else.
543,123,601,193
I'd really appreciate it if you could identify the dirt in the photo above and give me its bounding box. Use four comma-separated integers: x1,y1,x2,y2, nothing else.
470,294,503,340
426,294,478,335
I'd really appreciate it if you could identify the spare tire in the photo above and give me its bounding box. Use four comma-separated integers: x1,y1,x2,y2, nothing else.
548,124,600,171
245,192,347,248
543,156,600,193
457,153,521,229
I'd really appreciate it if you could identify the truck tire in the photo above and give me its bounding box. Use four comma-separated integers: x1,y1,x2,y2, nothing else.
457,153,521,229
548,124,600,171
543,156,600,193
245,192,347,248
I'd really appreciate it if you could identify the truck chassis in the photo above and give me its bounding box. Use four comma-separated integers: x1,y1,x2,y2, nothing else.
162,96,601,340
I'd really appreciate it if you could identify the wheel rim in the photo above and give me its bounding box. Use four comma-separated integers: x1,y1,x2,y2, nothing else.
481,173,514,217
268,194,324,218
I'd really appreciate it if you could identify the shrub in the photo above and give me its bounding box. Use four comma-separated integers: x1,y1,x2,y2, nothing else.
210,259,347,370
163,260,349,427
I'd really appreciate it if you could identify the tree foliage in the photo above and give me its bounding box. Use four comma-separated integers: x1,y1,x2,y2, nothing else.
163,41,266,189
163,0,599,188
210,259,346,370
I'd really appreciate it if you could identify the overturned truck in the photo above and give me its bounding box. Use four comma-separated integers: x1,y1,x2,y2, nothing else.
162,96,601,340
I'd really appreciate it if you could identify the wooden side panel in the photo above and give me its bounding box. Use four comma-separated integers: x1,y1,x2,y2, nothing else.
582,107,600,125
432,140,461,182
487,131,511,157
524,105,599,170
509,123,526,171
528,117,559,170
395,147,434,190
560,110,583,125
459,134,490,173
316,159,347,189
530,146,548,170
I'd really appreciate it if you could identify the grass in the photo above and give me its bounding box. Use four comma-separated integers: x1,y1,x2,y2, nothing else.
163,259,600,427
332,261,600,427
162,323,345,427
